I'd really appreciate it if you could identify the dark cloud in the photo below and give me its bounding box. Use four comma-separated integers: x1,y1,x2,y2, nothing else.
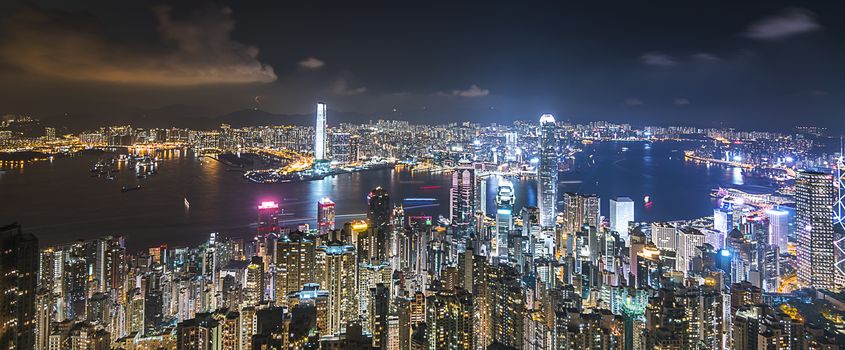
640,52,677,66
0,5,277,85
624,98,644,106
674,98,690,105
743,8,821,40
452,84,489,97
328,78,367,95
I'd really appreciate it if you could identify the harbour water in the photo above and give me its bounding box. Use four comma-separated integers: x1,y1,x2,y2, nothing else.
0,141,774,249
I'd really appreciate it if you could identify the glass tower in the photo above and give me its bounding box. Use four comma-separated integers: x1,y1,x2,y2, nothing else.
315,102,327,160
537,114,558,228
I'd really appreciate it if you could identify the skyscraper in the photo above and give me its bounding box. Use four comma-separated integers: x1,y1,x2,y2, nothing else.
315,102,327,160
537,114,558,228
316,242,356,335
796,170,835,290
450,160,476,229
317,197,336,236
257,201,280,236
765,208,789,252
368,187,391,233
835,139,845,230
609,197,634,241
0,223,38,350
495,179,515,258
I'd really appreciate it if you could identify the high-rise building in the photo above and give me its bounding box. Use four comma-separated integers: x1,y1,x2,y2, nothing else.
609,197,634,241
425,289,474,350
651,222,676,252
795,170,835,290
274,231,316,301
317,197,336,237
495,179,515,258
537,114,558,228
835,140,845,230
450,161,477,229
330,132,351,163
0,223,38,350
244,256,264,306
258,201,280,236
316,242,357,335
765,208,789,253
315,102,327,160
677,227,705,276
368,187,391,233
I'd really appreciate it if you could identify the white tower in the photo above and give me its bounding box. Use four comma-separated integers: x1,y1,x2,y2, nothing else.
315,102,327,160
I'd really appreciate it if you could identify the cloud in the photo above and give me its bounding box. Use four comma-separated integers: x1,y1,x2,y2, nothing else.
744,8,821,40
329,78,367,95
452,84,489,97
640,52,677,66
674,98,690,105
298,57,325,70
0,5,277,85
624,98,644,106
691,53,721,62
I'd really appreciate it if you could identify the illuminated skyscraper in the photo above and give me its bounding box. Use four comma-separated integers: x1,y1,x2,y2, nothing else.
425,289,474,350
315,102,327,160
274,231,316,301
537,114,558,228
766,208,789,252
796,170,835,290
316,242,356,335
317,197,336,236
495,179,515,258
0,223,38,350
450,160,476,229
609,197,634,241
244,256,264,307
368,187,391,234
835,138,845,230
257,201,280,236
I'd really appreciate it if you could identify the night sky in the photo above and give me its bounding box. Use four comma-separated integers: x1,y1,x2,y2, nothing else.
0,0,842,129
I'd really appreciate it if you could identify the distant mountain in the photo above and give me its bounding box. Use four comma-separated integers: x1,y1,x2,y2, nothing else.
40,105,376,131
216,108,374,128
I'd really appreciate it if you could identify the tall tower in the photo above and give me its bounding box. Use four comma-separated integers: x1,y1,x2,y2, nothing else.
537,114,558,228
317,197,336,236
257,201,280,236
796,170,835,290
0,223,38,350
315,102,327,160
765,208,789,252
609,197,635,243
450,160,476,229
835,137,845,230
495,179,515,258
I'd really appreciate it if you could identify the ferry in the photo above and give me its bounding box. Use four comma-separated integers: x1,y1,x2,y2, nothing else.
121,185,142,192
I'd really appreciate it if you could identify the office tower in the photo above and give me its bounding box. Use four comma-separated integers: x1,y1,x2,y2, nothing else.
330,132,351,163
766,208,789,252
795,170,835,289
317,197,336,237
450,161,477,229
425,289,474,350
368,187,391,234
244,256,264,306
562,192,600,234
316,242,357,335
714,203,733,235
274,231,316,301
609,197,634,242
537,113,558,228
257,201,280,236
315,102,327,160
0,223,38,350
495,179,515,258
677,227,705,276
835,140,845,230
650,222,676,251
370,283,390,349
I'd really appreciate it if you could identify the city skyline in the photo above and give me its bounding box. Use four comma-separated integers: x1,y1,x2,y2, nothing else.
2,1,845,350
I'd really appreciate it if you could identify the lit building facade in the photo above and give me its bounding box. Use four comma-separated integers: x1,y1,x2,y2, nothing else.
796,170,835,290
537,114,558,228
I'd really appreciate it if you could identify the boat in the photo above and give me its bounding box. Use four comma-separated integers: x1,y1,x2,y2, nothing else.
184,197,190,210
121,185,141,192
